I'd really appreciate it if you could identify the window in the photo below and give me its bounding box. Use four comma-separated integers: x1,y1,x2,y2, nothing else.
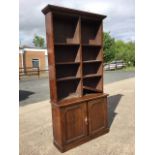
32,59,39,68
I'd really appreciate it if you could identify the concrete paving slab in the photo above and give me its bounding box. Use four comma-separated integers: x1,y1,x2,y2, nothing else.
20,78,135,155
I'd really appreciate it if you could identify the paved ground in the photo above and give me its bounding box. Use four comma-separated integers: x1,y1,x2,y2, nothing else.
19,71,135,106
20,78,135,155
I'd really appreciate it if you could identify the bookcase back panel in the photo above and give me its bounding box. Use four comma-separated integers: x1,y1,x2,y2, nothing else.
81,19,102,45
43,7,105,102
83,62,102,76
56,64,81,79
82,46,102,61
83,76,102,90
83,88,101,95
53,14,80,44
57,79,81,100
55,45,80,63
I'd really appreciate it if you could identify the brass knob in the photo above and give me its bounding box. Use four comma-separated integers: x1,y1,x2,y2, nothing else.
84,117,88,125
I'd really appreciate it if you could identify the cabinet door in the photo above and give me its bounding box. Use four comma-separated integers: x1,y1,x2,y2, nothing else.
88,97,108,135
62,103,87,144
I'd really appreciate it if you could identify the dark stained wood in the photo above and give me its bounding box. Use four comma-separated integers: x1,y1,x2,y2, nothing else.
101,21,104,93
88,98,108,135
81,19,102,45
52,95,109,152
52,93,108,107
45,12,57,102
61,103,87,144
83,86,102,93
42,5,108,152
42,4,106,20
55,45,80,63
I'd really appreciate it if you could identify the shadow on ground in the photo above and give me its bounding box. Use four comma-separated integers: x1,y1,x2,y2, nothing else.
108,94,123,127
19,90,35,101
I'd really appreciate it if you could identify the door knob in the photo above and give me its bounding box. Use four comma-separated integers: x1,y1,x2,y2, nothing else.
84,117,88,125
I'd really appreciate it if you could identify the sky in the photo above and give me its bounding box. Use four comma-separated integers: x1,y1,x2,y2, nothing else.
19,0,135,46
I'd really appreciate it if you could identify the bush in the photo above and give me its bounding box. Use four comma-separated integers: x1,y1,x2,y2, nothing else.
103,32,135,66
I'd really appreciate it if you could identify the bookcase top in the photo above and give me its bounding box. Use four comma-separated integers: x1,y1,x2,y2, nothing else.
42,4,107,20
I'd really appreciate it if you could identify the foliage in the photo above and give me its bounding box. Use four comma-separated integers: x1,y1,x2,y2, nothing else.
114,40,135,66
103,32,135,66
33,34,45,48
103,32,115,62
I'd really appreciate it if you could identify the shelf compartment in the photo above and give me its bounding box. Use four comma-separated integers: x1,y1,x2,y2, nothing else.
57,76,80,82
83,86,102,93
81,19,102,45
82,46,102,61
55,45,80,63
56,62,80,65
83,76,102,95
83,60,102,63
83,74,102,79
57,79,81,101
53,13,80,44
56,63,80,79
83,62,102,76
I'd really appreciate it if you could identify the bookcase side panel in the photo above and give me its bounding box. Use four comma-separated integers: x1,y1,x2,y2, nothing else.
101,21,104,93
45,12,57,102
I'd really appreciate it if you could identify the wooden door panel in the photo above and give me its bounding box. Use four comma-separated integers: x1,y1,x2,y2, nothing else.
62,103,87,144
88,98,107,135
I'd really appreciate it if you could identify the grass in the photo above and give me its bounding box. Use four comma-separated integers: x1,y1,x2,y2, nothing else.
122,66,135,71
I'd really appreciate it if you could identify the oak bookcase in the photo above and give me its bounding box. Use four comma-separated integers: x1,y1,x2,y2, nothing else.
42,5,109,152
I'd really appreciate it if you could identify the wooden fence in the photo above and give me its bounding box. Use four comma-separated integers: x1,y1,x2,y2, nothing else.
19,67,40,79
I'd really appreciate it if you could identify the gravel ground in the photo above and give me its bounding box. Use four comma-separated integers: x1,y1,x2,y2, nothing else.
20,78,135,155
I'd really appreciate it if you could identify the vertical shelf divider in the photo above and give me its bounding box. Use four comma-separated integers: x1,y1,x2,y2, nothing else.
79,17,83,97
101,21,104,93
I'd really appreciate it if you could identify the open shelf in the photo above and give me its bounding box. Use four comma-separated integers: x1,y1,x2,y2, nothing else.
82,46,102,61
56,62,80,65
56,63,80,79
57,79,81,101
83,76,102,95
83,62,102,76
83,60,102,63
44,8,105,102
83,86,102,93
55,45,80,63
83,74,102,78
57,76,80,82
53,13,80,44
81,19,102,45
54,43,80,46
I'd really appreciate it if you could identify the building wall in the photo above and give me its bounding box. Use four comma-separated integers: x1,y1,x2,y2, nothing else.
24,51,45,70
19,53,23,68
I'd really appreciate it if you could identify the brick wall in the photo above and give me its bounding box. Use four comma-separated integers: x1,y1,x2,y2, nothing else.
19,53,23,68
24,51,45,70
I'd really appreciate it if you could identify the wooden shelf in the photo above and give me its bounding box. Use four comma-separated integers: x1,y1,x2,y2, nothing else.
82,44,101,47
44,6,104,101
56,62,80,65
83,74,102,79
55,43,80,46
55,45,80,64
83,62,102,76
57,76,80,82
81,19,102,45
53,14,80,44
83,86,102,93
43,5,108,152
82,46,102,62
83,60,102,63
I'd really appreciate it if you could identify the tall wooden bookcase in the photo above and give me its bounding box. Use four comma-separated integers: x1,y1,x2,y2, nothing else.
42,5,109,152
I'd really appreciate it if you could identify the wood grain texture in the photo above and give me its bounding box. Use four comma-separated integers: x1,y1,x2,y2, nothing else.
43,5,108,152
52,95,109,152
